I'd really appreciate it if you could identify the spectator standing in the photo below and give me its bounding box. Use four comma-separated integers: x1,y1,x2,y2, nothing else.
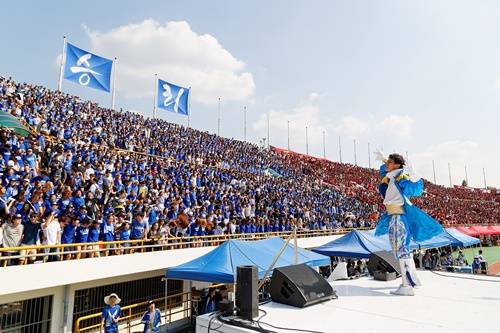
140,300,162,333
101,214,115,256
19,214,42,264
42,214,61,262
88,220,101,258
101,293,122,333
3,214,24,265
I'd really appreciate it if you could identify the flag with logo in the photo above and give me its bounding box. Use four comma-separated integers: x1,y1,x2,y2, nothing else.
157,78,189,116
63,42,113,92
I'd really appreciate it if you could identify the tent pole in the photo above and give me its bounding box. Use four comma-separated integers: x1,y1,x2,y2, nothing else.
258,235,293,290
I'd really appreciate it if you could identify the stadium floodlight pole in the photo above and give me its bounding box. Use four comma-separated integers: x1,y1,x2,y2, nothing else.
305,126,309,155
111,57,117,110
483,167,487,188
368,142,371,168
464,164,469,185
243,106,247,141
338,136,342,163
57,36,67,91
353,139,357,166
217,97,221,136
322,130,326,159
287,120,290,150
267,112,270,149
448,162,452,187
153,74,158,119
432,160,437,184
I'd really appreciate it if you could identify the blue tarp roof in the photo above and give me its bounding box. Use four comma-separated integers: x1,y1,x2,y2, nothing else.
312,230,392,259
313,228,480,259
446,228,481,247
165,237,330,283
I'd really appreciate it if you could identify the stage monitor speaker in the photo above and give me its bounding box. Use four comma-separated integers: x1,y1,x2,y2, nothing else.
368,251,401,281
270,264,336,308
235,265,258,320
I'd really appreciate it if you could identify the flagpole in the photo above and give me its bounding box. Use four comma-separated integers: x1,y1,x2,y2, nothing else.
57,36,67,91
111,57,117,110
305,126,309,155
243,106,247,141
322,130,326,159
368,142,371,168
448,162,452,187
217,97,221,136
266,112,270,149
153,74,158,119
338,136,342,163
287,120,290,150
432,160,437,184
187,86,191,128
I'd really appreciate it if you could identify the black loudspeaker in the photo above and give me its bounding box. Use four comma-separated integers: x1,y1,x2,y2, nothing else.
270,264,336,308
367,251,401,281
236,265,259,320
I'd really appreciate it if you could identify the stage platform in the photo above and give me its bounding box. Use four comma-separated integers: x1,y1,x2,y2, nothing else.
196,270,500,333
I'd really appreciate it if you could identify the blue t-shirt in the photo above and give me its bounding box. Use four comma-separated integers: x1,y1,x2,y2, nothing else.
102,304,121,333
88,226,101,242
101,223,115,241
130,220,147,239
61,224,77,244
75,226,89,243
119,229,131,241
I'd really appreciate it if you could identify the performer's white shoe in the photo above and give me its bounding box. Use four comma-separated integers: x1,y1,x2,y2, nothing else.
391,258,415,296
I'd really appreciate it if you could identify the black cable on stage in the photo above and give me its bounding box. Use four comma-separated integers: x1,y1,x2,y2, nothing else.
430,269,500,282
255,309,326,333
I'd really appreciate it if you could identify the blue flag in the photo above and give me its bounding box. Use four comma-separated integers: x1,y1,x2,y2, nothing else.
157,79,189,116
64,42,113,92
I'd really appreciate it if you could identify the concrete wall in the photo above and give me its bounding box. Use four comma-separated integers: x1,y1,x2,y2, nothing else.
0,234,342,332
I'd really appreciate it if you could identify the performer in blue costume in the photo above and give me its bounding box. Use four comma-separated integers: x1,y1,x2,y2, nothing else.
374,151,443,296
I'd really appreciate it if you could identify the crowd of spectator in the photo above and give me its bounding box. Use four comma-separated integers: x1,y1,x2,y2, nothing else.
0,76,375,265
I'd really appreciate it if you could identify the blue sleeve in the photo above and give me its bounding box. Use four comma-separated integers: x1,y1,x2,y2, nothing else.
140,312,148,323
398,178,424,198
379,164,388,177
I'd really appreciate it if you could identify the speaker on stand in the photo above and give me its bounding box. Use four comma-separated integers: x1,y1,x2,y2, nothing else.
235,265,259,320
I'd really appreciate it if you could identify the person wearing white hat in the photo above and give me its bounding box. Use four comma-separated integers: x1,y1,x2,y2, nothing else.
101,293,122,333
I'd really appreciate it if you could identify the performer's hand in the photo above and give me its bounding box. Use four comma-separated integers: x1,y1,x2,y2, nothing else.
404,163,421,182
374,150,386,162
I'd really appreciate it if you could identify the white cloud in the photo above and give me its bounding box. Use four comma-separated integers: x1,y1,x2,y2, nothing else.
334,116,369,139
411,140,486,187
253,105,331,153
376,115,414,138
83,19,255,105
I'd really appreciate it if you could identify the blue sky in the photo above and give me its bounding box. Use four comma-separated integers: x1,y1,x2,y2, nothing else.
1,0,499,187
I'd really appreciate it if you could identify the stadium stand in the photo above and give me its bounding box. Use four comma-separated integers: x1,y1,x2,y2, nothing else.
0,76,498,266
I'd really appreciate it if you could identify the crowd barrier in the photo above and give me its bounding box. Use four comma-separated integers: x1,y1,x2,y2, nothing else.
0,228,368,267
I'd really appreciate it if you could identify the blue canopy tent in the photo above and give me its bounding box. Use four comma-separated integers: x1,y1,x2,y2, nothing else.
165,237,330,283
445,228,481,247
312,230,392,259
313,228,480,259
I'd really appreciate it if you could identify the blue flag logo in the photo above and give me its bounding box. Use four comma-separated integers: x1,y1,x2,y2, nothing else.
157,79,189,116
64,43,113,92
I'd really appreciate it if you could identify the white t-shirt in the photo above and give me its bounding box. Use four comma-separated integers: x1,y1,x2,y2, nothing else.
383,169,405,206
42,221,61,245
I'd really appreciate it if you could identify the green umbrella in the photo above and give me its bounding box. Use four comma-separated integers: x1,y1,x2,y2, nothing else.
0,112,31,137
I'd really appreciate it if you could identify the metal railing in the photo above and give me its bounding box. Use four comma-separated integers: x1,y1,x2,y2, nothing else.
0,228,367,267
74,291,192,333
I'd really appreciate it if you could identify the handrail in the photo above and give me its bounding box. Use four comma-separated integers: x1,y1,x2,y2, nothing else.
0,227,367,256
75,291,192,333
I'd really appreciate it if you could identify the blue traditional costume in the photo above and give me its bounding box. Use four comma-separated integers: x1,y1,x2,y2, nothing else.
375,159,443,296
